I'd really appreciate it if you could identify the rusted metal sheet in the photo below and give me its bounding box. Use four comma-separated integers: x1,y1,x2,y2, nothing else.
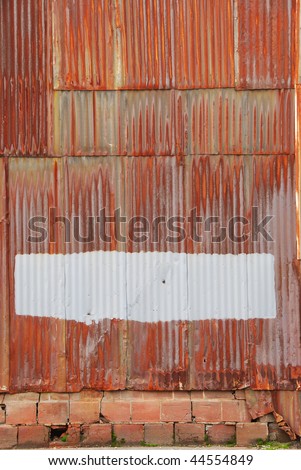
272,391,301,436
52,89,293,156
0,158,9,390
296,86,301,259
174,0,234,88
234,0,296,89
124,156,188,389
8,158,66,391
185,155,301,390
247,155,301,389
64,157,127,391
0,0,49,156
52,0,234,90
8,154,301,391
175,89,294,155
53,90,175,156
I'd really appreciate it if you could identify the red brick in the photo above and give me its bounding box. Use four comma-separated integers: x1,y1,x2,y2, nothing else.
142,392,174,401
119,391,144,401
0,405,5,424
175,423,205,444
192,401,222,423
82,424,112,446
190,392,204,400
0,425,17,449
38,402,69,425
132,402,160,423
203,391,235,400
236,423,268,446
40,393,69,401
221,400,251,422
101,402,130,423
69,401,99,424
4,393,39,402
161,401,191,422
172,392,191,400
113,424,144,445
145,423,174,446
207,424,236,444
18,425,49,448
6,402,37,425
102,392,123,402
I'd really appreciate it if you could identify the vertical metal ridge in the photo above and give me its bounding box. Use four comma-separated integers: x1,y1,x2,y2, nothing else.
0,0,48,156
235,0,295,89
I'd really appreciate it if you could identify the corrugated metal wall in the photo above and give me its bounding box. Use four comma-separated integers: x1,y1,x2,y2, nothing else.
0,0,300,392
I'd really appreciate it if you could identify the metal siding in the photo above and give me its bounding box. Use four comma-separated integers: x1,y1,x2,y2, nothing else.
174,0,234,88
248,155,301,389
175,89,294,155
52,89,293,157
185,155,301,390
0,158,9,390
64,157,127,391
53,90,175,156
296,86,301,259
0,0,48,156
52,0,234,90
125,156,189,389
8,158,66,392
234,0,296,89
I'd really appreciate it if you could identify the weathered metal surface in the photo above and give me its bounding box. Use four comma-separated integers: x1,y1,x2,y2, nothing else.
185,155,301,390
64,157,127,391
234,0,296,89
296,86,301,259
272,391,301,436
7,154,301,391
0,0,49,156
0,158,9,390
175,89,294,155
174,0,234,88
53,90,175,156
52,89,294,156
8,158,66,391
52,0,234,90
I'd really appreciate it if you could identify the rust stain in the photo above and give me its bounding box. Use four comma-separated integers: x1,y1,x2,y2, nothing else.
0,0,48,155
235,0,296,89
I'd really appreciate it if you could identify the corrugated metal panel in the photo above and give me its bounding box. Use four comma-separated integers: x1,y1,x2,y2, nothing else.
52,0,234,90
247,155,301,389
64,157,127,391
0,158,9,390
185,155,301,390
52,0,174,90
0,0,48,155
296,86,301,259
272,391,301,435
116,0,174,89
175,89,294,155
53,90,175,156
174,0,234,88
234,0,296,89
52,89,293,157
124,156,188,389
8,155,301,391
8,158,66,392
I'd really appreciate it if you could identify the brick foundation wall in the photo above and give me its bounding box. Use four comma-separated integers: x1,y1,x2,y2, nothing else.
0,391,294,449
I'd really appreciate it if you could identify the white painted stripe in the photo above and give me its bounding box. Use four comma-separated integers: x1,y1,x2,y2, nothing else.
14,251,276,323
